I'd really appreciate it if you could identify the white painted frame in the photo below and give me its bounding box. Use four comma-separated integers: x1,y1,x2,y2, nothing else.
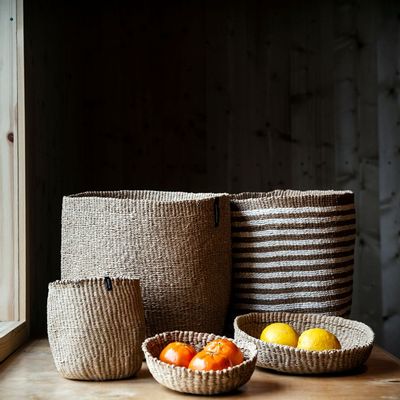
0,0,28,362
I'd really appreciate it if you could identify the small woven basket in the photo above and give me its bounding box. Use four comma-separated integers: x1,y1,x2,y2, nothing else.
142,331,257,395
47,277,145,380
234,312,374,374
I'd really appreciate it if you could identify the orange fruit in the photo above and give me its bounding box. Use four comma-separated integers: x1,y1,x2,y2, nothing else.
204,338,244,366
188,349,232,371
159,342,197,368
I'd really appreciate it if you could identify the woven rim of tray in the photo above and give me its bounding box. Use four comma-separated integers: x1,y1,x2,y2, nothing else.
142,330,257,394
234,312,374,374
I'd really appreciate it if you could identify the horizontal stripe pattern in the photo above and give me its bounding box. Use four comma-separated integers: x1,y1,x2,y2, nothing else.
232,213,355,227
234,274,353,290
231,207,355,222
232,225,356,238
234,285,352,301
233,298,353,316
232,219,356,232
232,236,355,249
233,249,354,262
234,254,353,268
234,289,352,305
235,268,354,284
231,198,355,317
234,263,353,279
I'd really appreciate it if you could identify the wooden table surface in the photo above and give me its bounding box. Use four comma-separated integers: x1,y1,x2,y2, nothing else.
0,339,400,399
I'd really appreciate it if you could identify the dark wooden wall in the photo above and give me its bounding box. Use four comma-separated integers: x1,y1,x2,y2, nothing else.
24,0,400,356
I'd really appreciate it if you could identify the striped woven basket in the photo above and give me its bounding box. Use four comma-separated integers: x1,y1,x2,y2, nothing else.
61,190,231,337
234,312,374,374
230,190,355,317
47,277,145,380
142,331,257,395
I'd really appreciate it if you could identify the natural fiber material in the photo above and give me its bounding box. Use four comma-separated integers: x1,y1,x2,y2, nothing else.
61,190,231,337
230,190,355,317
142,331,257,395
234,311,374,374
47,278,145,380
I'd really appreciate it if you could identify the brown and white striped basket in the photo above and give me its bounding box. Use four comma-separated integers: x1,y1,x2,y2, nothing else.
230,190,355,318
47,277,145,380
61,190,231,337
234,312,374,374
142,331,257,395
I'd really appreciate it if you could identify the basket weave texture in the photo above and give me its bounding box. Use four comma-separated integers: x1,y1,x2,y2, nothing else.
142,331,257,395
61,190,231,337
230,190,355,318
47,277,145,380
234,311,374,374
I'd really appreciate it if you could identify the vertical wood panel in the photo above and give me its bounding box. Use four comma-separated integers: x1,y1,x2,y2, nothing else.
352,0,382,339
0,0,28,362
0,0,17,321
377,0,400,357
205,0,231,192
246,1,291,191
261,1,291,189
290,1,335,190
333,0,382,339
227,0,250,193
290,1,318,189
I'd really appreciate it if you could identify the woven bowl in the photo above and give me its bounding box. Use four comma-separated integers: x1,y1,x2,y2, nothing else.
234,312,374,374
142,331,257,395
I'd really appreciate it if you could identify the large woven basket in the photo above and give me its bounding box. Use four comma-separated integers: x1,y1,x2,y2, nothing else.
47,277,145,380
61,190,231,337
230,190,355,318
142,331,257,395
234,312,374,374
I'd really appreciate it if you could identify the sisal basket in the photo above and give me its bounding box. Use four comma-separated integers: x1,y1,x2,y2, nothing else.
234,312,374,374
142,331,257,395
61,190,231,337
230,190,355,318
47,277,145,380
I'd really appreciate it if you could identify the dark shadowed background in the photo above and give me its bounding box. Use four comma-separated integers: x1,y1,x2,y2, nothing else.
24,0,400,356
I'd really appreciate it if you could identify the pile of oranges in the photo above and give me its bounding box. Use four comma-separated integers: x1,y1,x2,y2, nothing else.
159,338,244,371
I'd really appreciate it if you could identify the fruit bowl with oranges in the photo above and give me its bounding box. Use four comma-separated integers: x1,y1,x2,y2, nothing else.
142,330,257,395
234,311,374,374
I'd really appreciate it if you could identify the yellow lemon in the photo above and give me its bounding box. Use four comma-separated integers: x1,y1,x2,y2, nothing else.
259,323,299,347
297,328,341,351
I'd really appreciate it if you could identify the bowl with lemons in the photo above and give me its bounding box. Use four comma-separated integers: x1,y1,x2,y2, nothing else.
234,311,374,374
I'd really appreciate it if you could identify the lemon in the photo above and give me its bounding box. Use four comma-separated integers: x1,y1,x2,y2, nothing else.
259,323,299,347
297,328,341,351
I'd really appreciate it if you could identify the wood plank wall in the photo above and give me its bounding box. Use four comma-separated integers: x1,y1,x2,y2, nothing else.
0,0,18,322
377,0,400,358
23,0,400,356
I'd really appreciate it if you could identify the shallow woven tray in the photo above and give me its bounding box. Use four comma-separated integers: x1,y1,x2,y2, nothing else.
234,312,374,374
142,331,257,395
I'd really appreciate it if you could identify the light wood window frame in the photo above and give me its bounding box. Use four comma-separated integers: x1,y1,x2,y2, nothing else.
0,0,28,362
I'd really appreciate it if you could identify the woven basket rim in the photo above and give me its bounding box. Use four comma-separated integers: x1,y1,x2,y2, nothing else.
49,277,140,288
231,190,353,201
63,190,230,217
234,312,375,354
142,330,257,375
66,190,228,204
230,190,355,210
